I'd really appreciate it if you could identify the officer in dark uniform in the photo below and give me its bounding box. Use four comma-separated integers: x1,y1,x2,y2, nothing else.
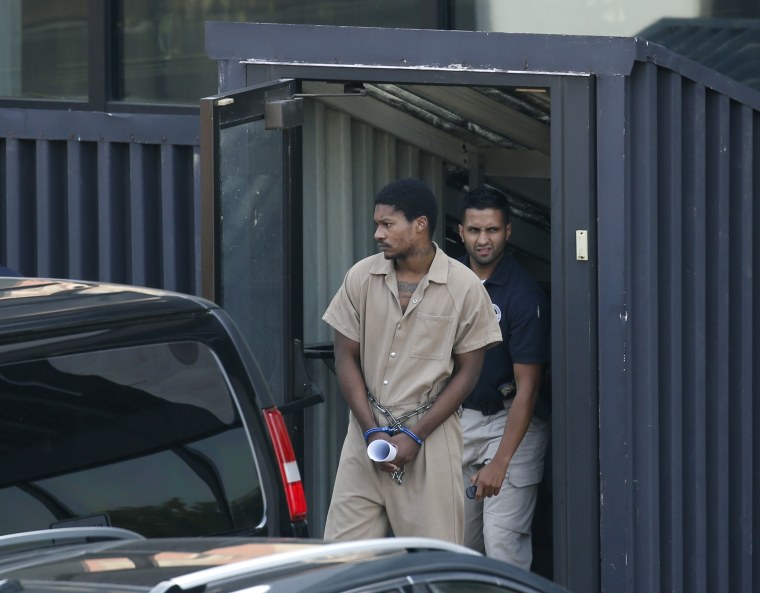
458,186,550,570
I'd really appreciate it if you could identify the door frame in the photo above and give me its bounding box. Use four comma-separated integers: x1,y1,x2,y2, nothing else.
200,79,304,415
205,22,600,593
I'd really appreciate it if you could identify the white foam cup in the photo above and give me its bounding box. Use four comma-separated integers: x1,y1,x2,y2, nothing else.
367,439,397,462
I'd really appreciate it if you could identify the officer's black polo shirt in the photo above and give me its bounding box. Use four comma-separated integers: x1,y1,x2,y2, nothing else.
460,253,550,407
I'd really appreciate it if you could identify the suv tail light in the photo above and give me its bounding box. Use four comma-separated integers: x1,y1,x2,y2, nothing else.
263,407,308,522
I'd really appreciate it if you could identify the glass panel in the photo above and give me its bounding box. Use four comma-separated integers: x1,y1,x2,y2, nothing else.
0,341,265,537
453,0,760,36
0,0,88,100
115,0,431,104
218,117,286,400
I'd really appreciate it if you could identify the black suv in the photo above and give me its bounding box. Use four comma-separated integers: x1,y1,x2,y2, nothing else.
0,278,308,538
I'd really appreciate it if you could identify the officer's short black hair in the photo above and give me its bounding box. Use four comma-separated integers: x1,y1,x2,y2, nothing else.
461,186,511,224
375,178,438,236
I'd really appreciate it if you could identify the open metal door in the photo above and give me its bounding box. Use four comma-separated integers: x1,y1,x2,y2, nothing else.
200,79,304,407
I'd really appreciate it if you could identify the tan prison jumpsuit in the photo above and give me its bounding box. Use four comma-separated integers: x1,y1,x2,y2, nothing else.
322,244,502,543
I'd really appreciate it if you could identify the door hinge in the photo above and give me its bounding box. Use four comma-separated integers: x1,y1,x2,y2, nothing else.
265,98,304,130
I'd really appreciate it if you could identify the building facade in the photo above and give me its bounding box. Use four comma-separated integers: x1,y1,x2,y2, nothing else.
2,3,760,593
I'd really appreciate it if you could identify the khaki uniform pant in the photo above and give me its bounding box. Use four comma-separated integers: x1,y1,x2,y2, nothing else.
461,400,549,570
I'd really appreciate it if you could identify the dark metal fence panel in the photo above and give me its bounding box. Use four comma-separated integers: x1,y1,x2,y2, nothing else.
67,139,99,280
599,57,759,593
0,109,200,294
552,74,599,593
595,70,632,593
3,138,36,273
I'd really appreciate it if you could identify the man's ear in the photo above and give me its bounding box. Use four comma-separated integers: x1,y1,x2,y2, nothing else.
415,216,428,233
457,224,464,242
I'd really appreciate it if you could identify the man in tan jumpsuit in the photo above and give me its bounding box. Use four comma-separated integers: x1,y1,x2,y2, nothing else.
322,178,502,543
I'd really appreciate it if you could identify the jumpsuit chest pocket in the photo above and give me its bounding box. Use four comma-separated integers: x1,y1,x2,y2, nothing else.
409,313,453,360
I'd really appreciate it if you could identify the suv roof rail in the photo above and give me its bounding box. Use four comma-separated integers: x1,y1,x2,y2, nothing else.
0,527,144,553
151,537,480,593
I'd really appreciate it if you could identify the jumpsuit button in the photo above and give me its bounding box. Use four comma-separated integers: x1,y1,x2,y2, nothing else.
383,380,389,385
412,298,418,304
390,352,396,357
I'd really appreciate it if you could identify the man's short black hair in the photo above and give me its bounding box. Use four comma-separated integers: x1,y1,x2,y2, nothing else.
375,178,438,236
461,186,511,224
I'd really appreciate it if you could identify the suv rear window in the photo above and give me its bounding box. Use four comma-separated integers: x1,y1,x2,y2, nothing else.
0,341,266,537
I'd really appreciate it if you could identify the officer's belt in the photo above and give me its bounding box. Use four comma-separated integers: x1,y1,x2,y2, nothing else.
462,380,516,416
461,399,505,416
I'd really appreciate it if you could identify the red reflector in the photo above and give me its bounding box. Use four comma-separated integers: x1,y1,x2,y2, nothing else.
263,408,308,522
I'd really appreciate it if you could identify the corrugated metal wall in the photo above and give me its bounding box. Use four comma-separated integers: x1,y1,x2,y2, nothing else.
300,99,445,535
597,59,759,593
0,109,201,293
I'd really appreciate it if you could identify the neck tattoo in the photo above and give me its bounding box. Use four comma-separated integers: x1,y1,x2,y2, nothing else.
398,280,419,295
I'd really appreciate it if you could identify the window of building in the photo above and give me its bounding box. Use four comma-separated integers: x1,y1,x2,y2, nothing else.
453,0,760,36
0,0,437,106
0,0,88,100
114,0,439,105
2,0,758,106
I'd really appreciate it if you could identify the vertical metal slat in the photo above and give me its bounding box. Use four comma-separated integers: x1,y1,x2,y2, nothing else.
66,140,99,280
5,138,35,274
681,79,709,593
129,143,162,288
704,91,731,593
596,72,632,593
97,141,128,282
161,144,195,292
629,61,660,593
37,140,68,277
656,67,685,593
727,102,754,593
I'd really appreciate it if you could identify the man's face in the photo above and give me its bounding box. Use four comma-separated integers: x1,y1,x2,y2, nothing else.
458,207,511,268
373,204,419,260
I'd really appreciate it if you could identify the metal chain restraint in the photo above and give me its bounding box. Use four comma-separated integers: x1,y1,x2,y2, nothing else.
366,391,435,484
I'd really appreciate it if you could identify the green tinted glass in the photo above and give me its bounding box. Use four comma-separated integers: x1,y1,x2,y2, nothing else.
0,0,88,100
115,0,431,105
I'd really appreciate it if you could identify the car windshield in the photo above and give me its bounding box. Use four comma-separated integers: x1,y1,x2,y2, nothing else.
0,342,266,537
